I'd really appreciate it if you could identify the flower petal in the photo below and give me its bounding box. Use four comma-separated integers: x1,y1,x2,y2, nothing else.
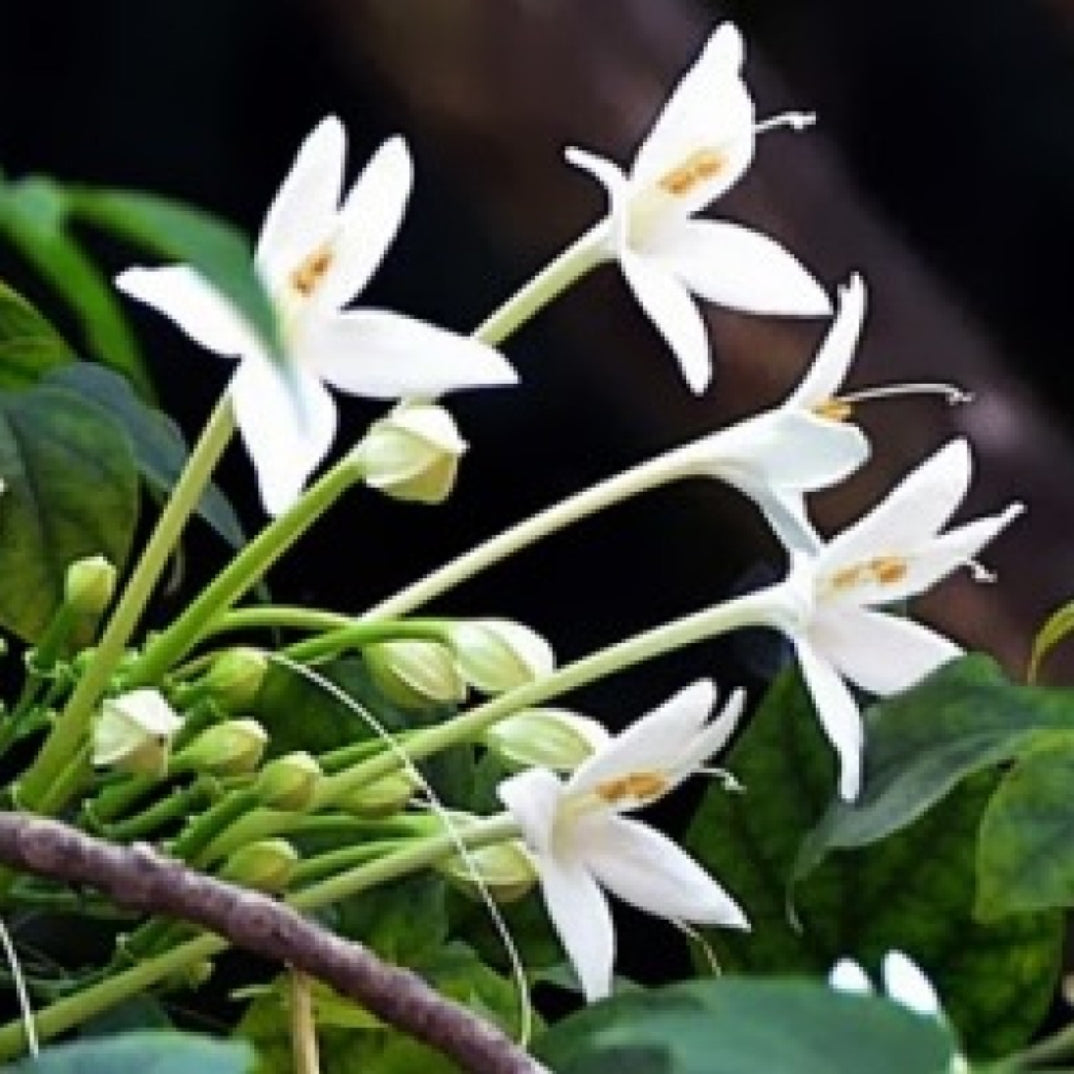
230,357,337,516
644,218,831,318
115,265,258,358
785,273,866,409
496,766,564,858
318,135,414,310
882,952,942,1017
830,958,874,996
565,146,629,257
812,606,961,696
794,636,863,800
581,813,749,928
620,249,711,393
256,116,346,292
305,310,518,400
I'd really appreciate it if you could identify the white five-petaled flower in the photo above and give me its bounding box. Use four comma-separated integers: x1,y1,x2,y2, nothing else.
566,23,831,394
497,680,749,1002
117,117,517,515
767,438,1023,800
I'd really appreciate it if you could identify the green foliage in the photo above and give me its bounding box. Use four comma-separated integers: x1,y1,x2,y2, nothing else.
684,666,1062,1059
0,281,73,389
1028,598,1074,682
0,382,138,640
534,976,958,1074
5,1031,253,1073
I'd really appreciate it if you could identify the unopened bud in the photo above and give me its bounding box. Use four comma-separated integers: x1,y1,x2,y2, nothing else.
336,770,415,818
445,619,554,695
93,689,183,778
484,708,609,772
219,838,298,893
354,403,466,505
172,718,268,776
438,839,537,904
256,751,322,810
65,555,117,617
365,639,466,709
203,647,269,712
161,958,214,991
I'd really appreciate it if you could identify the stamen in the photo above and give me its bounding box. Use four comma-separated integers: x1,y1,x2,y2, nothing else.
755,110,816,134
813,398,854,422
596,771,669,806
290,242,334,297
829,556,909,592
698,765,745,794
658,148,727,197
834,382,973,408
968,560,997,584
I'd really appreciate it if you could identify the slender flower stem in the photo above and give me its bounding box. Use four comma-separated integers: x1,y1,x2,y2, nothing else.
290,971,321,1074
472,223,608,346
15,395,237,813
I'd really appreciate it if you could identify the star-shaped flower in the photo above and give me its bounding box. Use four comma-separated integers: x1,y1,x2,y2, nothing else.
497,680,748,1002
117,117,517,515
567,23,831,393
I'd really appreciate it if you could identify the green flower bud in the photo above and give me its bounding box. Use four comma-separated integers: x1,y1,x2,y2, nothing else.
93,689,183,778
336,770,415,818
483,708,610,772
446,619,555,695
255,751,322,810
365,639,466,710
65,555,117,617
219,838,298,893
354,403,466,505
172,718,268,776
203,646,269,712
438,839,537,904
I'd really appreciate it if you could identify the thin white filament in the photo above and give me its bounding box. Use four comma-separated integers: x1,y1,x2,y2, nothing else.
755,111,816,134
837,382,973,408
0,916,38,1056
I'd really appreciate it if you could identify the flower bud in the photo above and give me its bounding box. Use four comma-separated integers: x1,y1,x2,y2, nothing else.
218,838,298,894
256,751,322,810
172,718,268,776
445,619,555,695
483,708,610,772
93,689,183,778
365,640,466,710
438,840,537,904
336,770,415,818
65,555,117,617
354,403,467,505
203,647,269,712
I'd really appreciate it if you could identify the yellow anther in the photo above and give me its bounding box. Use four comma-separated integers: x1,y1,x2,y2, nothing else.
813,398,854,422
830,556,909,592
596,772,668,806
290,243,334,297
658,149,726,197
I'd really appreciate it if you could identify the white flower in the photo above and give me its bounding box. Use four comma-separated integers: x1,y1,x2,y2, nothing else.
770,439,1023,800
567,23,830,393
117,117,517,515
497,680,749,1002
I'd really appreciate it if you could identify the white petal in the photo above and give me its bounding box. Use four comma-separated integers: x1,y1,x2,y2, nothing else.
318,136,414,310
630,24,755,215
565,147,629,256
812,606,961,697
821,440,972,573
581,814,749,928
794,637,863,800
229,357,337,517
676,688,747,776
785,273,866,409
256,116,346,291
538,850,616,1003
645,219,831,318
830,958,874,996
496,766,564,858
882,952,942,1017
756,490,822,554
620,250,711,393
115,265,258,358
304,310,518,400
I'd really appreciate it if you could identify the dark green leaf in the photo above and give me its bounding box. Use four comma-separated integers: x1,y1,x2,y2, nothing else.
685,667,1063,1058
0,384,138,640
0,279,73,388
6,1031,253,1073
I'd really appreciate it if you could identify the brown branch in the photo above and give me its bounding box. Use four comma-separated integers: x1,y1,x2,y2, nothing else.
0,813,545,1074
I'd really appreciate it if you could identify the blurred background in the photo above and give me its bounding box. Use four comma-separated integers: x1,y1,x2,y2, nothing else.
2,0,1074,716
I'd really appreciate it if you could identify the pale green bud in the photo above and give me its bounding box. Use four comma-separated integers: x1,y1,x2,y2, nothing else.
446,619,555,695
65,555,117,617
365,639,466,709
438,839,537,904
483,708,610,772
219,838,298,893
336,770,415,817
203,646,269,712
172,718,268,776
93,689,183,778
354,403,466,505
255,751,322,810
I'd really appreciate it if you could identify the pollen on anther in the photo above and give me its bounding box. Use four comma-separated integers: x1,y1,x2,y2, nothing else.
658,149,727,197
596,772,668,805
813,398,854,422
290,243,334,297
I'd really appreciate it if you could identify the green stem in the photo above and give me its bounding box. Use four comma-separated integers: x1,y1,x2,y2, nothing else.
106,780,216,842
127,457,365,687
16,395,237,813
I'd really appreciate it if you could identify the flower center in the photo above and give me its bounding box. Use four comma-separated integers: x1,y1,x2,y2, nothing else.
594,771,669,807
290,242,334,298
657,148,728,198
813,398,854,422
828,556,909,592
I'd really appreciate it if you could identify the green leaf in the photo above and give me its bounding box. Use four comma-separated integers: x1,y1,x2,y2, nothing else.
534,977,958,1074
67,187,278,357
43,363,246,551
794,655,1074,882
0,383,138,640
1028,598,1074,682
684,667,1063,1059
0,178,151,397
0,279,73,388
7,1031,253,1073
